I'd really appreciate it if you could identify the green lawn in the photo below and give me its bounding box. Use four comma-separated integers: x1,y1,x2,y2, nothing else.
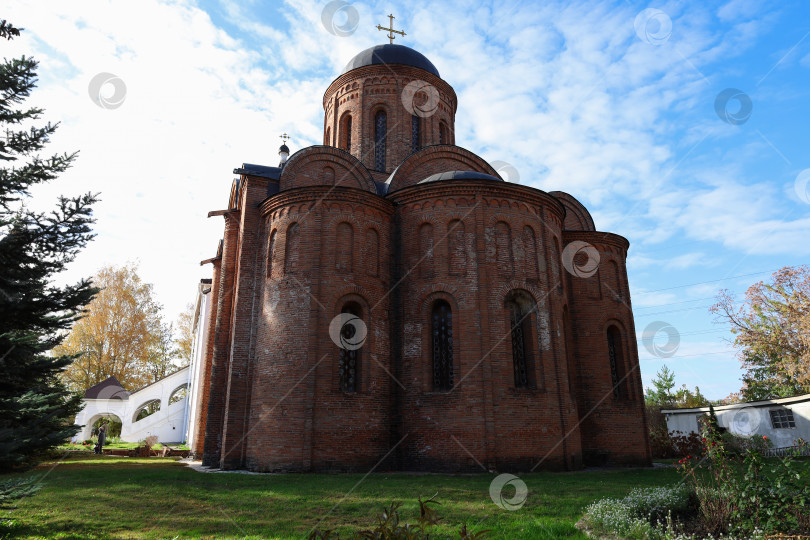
0,455,681,539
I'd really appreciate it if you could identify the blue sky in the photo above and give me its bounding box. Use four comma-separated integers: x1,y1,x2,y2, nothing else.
5,0,810,400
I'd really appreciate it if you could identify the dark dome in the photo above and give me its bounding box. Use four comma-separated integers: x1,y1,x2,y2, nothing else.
418,170,503,184
342,44,440,77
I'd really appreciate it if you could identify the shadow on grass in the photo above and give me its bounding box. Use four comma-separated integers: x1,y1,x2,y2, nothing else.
0,460,681,539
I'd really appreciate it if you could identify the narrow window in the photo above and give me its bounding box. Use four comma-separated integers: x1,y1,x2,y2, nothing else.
607,326,625,399
335,222,353,272
523,226,538,279
432,300,453,391
448,220,465,275
325,126,331,146
365,228,379,276
439,122,448,144
338,302,362,392
374,110,387,171
495,221,513,276
411,115,420,153
266,230,277,277
284,223,301,273
508,300,530,388
563,306,575,395
341,115,352,152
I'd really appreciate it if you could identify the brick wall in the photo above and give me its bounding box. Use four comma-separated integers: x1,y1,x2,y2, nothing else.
194,59,651,472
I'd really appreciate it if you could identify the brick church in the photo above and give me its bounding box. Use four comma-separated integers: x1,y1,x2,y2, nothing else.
191,40,651,472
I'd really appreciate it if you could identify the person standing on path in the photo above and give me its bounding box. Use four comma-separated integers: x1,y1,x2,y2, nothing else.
95,423,107,455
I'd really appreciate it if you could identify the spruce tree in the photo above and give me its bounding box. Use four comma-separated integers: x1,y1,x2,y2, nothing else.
0,20,99,470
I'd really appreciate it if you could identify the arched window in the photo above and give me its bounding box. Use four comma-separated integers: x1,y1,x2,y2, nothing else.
411,115,420,153
335,222,353,272
325,126,331,146
285,222,301,273
439,121,448,145
266,230,277,277
607,326,626,399
374,110,387,171
133,400,161,422
169,384,189,405
506,291,536,389
340,114,352,152
431,300,453,391
338,302,362,392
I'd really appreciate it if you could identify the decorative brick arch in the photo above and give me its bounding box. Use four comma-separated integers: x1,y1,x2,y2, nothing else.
280,145,376,193
385,145,500,192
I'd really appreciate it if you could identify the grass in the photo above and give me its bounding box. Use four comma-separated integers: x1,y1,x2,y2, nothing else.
55,442,191,452
0,454,682,539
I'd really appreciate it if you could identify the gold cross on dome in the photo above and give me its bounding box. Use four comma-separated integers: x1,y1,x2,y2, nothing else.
376,13,406,44
280,133,290,145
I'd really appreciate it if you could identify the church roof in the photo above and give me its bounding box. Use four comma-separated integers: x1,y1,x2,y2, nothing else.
84,376,129,400
342,44,440,78
418,170,503,184
233,163,282,180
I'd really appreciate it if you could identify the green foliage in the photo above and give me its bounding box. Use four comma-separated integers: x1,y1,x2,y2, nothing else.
732,439,810,534
645,366,709,408
678,429,810,537
0,476,40,511
646,365,677,406
309,494,492,539
3,456,681,538
712,266,810,399
0,21,98,471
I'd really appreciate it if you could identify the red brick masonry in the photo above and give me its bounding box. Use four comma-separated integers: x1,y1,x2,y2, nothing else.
197,48,652,472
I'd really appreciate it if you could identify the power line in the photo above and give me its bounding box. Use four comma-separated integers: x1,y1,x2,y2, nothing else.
634,269,778,294
634,296,721,310
638,350,736,360
634,304,714,317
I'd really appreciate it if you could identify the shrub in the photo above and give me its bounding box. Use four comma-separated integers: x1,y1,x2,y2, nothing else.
579,486,691,539
678,429,810,537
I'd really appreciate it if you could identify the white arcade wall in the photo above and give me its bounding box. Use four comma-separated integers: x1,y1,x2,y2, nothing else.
73,367,191,443
72,279,213,445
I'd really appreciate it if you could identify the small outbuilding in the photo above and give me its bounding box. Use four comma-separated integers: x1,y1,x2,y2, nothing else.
662,393,810,450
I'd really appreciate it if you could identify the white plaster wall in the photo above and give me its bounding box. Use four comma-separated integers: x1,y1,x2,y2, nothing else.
664,399,810,449
185,287,211,452
72,366,191,443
